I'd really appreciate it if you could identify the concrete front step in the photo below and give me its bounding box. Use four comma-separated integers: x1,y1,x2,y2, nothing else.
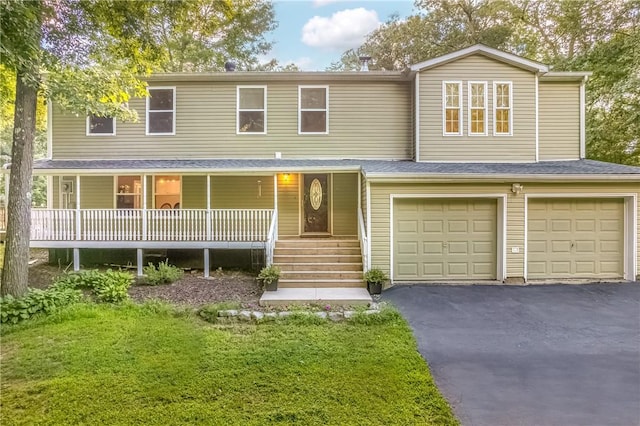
279,279,365,288
276,262,363,272
280,271,363,280
259,287,372,306
274,247,361,256
276,239,360,248
274,254,362,264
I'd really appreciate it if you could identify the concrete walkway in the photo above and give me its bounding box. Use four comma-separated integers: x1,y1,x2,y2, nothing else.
259,287,372,306
384,283,640,426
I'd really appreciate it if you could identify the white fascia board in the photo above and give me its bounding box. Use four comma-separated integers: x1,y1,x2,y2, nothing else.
411,44,549,73
364,174,640,182
32,166,364,176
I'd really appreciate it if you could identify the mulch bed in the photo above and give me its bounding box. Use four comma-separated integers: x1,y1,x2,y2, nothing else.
26,250,263,307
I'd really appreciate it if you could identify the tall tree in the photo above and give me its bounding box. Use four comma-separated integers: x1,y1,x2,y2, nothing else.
0,0,277,296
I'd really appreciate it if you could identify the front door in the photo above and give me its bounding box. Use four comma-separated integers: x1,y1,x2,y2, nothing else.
302,174,330,234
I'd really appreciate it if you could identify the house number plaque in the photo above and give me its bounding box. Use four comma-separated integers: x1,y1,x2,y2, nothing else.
310,178,323,210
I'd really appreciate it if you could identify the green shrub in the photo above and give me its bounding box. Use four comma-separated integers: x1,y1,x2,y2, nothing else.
92,270,133,303
142,261,183,285
0,287,83,324
52,269,133,303
363,267,389,285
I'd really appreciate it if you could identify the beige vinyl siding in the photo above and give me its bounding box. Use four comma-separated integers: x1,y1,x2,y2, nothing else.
210,176,274,209
369,182,639,280
182,176,207,209
538,82,580,160
79,176,113,209
419,55,536,162
332,173,358,235
277,173,300,237
52,81,411,160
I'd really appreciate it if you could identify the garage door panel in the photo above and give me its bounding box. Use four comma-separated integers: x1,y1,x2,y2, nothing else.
528,198,624,279
394,198,497,280
551,219,571,232
551,240,571,253
397,263,418,277
448,220,468,233
398,220,418,233
423,242,443,254
423,220,443,233
448,241,469,254
397,242,418,255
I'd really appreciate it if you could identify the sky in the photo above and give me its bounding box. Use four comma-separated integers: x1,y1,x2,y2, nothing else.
266,0,415,71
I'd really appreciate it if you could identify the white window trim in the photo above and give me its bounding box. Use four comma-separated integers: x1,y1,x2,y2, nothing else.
86,115,116,136
236,85,267,135
442,81,463,136
493,81,513,136
467,81,488,136
113,175,142,210
146,86,176,136
298,85,329,135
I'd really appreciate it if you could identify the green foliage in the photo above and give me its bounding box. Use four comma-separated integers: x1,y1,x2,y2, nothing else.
363,267,389,285
0,304,458,424
257,265,280,285
198,301,242,322
52,269,133,303
0,287,82,324
142,261,184,286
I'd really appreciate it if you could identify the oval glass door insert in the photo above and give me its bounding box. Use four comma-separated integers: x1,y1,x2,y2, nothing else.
310,178,323,210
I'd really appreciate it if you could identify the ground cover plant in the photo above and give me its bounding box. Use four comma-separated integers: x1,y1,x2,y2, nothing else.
0,303,458,425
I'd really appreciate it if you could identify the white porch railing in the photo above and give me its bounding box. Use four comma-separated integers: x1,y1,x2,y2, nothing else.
265,210,278,266
30,208,274,242
357,206,369,271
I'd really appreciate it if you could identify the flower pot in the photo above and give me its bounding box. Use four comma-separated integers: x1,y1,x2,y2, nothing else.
367,282,382,295
264,279,278,292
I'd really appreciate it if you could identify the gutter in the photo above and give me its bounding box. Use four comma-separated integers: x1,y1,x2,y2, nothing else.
364,173,640,182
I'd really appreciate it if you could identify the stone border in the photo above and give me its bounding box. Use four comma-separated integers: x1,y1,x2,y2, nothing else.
216,302,381,323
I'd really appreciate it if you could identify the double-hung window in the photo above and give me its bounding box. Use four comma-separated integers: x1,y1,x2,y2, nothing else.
493,82,512,135
299,86,328,134
87,115,115,136
237,86,267,134
468,82,487,135
146,87,176,135
443,81,462,135
115,176,141,209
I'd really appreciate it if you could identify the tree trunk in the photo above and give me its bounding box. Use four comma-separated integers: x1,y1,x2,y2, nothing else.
1,71,39,297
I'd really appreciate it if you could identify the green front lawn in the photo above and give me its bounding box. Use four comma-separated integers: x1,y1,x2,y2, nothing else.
0,304,457,425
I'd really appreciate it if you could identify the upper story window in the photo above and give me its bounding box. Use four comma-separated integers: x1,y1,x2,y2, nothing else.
443,81,462,135
299,86,328,134
468,82,487,135
86,115,115,136
146,87,176,135
237,86,266,134
493,82,512,135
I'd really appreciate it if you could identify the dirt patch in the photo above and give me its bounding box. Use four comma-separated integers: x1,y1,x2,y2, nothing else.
26,250,263,307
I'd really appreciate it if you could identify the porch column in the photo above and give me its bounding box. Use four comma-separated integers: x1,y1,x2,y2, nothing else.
137,249,143,277
204,175,211,278
75,175,80,240
142,174,147,240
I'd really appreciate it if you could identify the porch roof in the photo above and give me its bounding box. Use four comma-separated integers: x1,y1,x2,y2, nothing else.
29,158,640,180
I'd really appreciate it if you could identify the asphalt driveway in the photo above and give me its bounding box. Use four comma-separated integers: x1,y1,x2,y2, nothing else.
384,283,640,426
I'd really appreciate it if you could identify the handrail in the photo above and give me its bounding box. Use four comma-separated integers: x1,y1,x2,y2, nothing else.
357,206,369,271
265,210,278,266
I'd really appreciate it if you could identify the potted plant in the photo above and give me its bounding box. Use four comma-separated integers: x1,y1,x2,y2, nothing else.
258,265,281,291
363,267,388,295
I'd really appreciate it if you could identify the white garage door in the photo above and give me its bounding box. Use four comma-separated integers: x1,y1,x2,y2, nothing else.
527,198,624,279
394,198,497,280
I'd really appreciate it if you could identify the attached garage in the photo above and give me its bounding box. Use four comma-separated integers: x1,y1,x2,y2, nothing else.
527,198,625,279
393,198,500,281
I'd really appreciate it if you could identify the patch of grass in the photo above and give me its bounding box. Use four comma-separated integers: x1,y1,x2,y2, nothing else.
0,303,457,425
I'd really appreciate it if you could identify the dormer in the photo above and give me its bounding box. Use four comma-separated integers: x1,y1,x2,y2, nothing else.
411,44,589,163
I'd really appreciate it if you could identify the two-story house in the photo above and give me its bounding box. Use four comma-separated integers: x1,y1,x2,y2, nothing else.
18,44,640,293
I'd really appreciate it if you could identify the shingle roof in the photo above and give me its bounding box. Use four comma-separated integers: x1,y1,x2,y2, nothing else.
29,158,640,179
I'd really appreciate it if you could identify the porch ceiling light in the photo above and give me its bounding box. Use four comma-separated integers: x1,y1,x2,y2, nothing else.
511,183,523,195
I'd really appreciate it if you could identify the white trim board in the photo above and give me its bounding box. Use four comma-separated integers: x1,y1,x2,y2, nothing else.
388,194,507,283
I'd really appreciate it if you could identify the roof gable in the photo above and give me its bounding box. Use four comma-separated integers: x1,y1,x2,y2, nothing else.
410,44,549,73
